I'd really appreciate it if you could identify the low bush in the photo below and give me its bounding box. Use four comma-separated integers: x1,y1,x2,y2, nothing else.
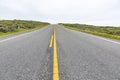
60,23,120,40
0,20,49,32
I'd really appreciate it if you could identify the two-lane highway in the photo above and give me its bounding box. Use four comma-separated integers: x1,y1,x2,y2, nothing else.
0,25,120,80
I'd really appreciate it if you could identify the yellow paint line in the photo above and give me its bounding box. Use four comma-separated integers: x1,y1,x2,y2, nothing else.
53,27,59,80
49,35,53,48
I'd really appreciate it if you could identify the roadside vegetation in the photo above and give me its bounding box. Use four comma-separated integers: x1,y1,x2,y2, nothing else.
0,20,49,36
60,23,120,40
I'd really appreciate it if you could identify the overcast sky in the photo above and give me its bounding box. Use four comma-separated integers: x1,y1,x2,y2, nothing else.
0,0,120,26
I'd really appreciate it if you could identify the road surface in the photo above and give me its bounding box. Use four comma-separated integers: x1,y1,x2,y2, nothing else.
0,25,120,80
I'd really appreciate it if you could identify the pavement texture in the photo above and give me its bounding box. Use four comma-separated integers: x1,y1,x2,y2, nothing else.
0,25,120,80
0,25,53,80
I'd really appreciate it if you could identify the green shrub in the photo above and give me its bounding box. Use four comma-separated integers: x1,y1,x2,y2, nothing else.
0,20,49,32
60,23,120,40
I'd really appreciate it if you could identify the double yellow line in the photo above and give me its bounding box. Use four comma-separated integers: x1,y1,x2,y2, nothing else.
49,27,59,80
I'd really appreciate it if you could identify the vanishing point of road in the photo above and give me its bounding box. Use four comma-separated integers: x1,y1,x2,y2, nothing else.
0,25,120,80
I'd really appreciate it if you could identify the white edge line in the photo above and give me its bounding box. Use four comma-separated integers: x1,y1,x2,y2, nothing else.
68,28,120,45
93,36,120,45
80,31,120,45
0,30,39,43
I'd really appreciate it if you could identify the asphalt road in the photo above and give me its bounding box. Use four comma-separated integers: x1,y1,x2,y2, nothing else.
0,25,120,80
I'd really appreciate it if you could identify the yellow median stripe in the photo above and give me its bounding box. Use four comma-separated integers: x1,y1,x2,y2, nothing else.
53,27,59,80
49,35,53,48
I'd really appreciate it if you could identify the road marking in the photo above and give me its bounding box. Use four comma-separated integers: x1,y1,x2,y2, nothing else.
93,35,120,45
71,29,120,45
0,28,44,43
53,27,59,80
0,26,50,43
80,32,120,45
49,35,53,48
0,32,32,43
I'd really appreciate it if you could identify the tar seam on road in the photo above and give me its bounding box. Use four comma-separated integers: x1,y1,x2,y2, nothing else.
53,27,59,80
49,35,53,48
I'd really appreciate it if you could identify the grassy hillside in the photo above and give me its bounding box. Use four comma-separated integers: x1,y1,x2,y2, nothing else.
60,23,120,40
0,20,49,36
